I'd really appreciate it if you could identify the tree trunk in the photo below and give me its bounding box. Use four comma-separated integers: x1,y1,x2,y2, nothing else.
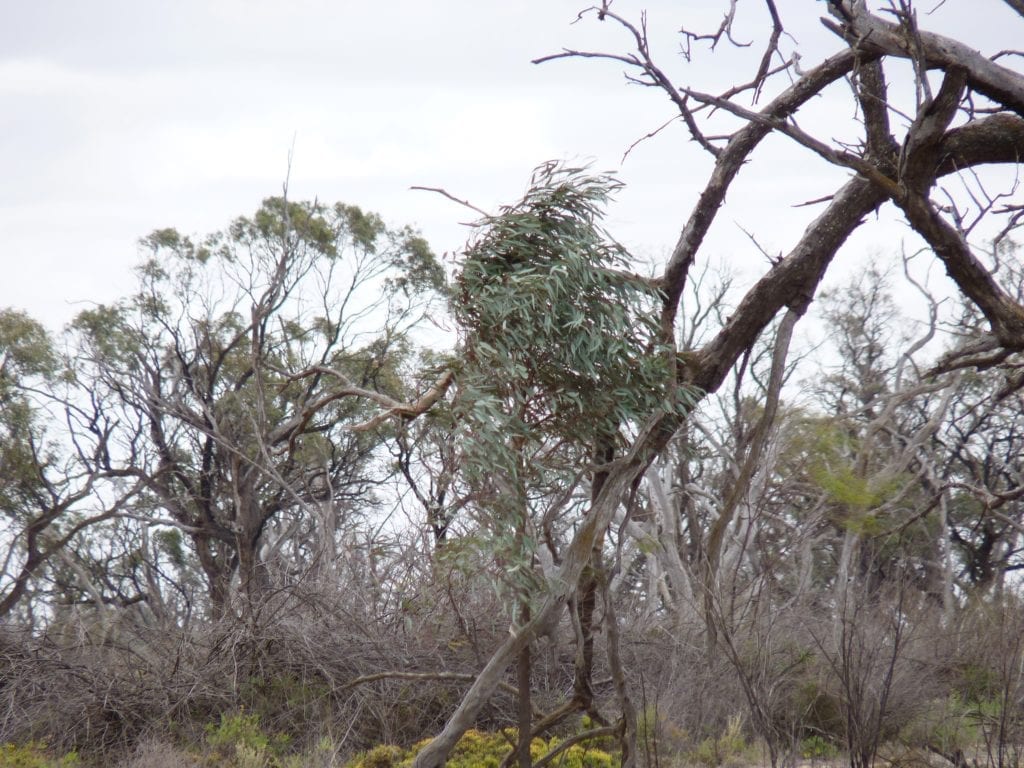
516,601,532,768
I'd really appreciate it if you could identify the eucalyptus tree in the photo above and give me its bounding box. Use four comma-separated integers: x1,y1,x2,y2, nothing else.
413,2,1024,767
450,163,693,766
70,197,445,619
0,309,62,619
0,309,136,623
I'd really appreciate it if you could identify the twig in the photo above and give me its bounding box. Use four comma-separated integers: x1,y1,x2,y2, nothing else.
410,186,491,218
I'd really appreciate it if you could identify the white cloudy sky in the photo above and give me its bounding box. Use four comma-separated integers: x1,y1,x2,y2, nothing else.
2,0,1021,329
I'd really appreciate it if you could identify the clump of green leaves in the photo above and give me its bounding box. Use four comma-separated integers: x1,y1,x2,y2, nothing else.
0,309,58,385
345,728,618,768
0,742,79,768
449,162,690,603
0,310,62,520
203,711,294,768
799,734,840,760
454,162,675,448
452,165,692,602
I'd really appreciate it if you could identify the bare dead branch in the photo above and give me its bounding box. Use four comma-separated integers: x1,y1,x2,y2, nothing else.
824,1,1024,117
621,114,681,163
1001,0,1024,19
899,66,967,190
897,190,1024,348
793,193,837,207
535,9,723,157
338,670,524,703
410,186,491,218
658,49,864,337
680,84,902,194
854,59,898,162
751,0,785,103
349,371,456,433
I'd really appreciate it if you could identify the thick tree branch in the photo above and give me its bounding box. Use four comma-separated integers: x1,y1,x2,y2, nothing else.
900,67,968,190
856,58,899,163
898,192,1024,347
658,50,864,337
693,176,886,394
824,1,1024,117
339,670,524,703
936,112,1024,173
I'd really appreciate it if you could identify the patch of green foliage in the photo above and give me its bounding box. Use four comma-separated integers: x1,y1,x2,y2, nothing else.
454,162,684,450
345,728,618,768
0,309,62,516
0,742,79,768
449,162,698,602
798,734,840,760
201,711,296,768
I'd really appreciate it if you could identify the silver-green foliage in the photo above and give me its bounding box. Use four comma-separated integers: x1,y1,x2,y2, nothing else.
454,163,675,447
450,163,684,593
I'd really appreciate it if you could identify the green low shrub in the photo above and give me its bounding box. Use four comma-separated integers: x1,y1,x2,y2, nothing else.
200,711,295,768
348,744,405,768
798,735,839,761
0,742,80,768
345,728,618,768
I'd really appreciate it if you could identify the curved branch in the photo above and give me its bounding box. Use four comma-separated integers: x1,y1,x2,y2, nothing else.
339,670,523,703
693,175,886,394
824,1,1024,117
897,191,1024,347
937,113,1024,173
349,371,455,433
659,49,864,336
532,725,622,768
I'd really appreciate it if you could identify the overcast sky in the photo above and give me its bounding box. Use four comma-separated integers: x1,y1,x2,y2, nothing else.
2,1,1021,330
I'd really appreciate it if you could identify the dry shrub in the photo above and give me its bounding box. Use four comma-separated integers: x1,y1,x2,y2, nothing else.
115,738,200,768
0,556,531,764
